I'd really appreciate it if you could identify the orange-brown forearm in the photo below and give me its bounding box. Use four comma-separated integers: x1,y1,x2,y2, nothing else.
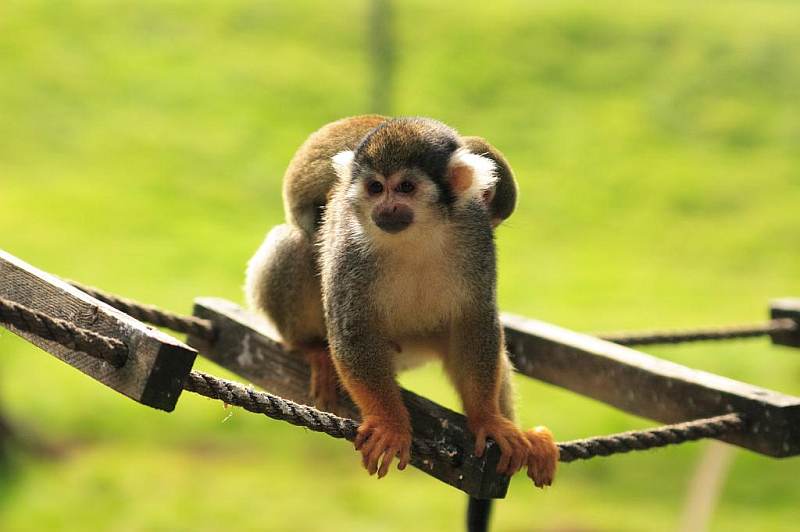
334,359,410,430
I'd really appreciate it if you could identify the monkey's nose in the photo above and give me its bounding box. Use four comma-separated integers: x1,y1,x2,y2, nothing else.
372,208,413,234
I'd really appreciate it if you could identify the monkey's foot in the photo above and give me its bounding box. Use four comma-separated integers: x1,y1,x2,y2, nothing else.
524,426,558,488
470,415,533,476
353,416,412,478
306,348,340,414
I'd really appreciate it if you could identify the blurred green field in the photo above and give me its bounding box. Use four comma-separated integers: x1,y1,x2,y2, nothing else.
1,0,799,530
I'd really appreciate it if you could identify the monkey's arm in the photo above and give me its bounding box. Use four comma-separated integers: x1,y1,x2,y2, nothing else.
447,309,558,486
461,136,518,226
322,239,412,478
332,339,412,478
445,304,532,474
447,313,556,487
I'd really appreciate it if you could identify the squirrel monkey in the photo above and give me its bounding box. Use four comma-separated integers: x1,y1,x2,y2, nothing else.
245,116,557,486
246,116,518,412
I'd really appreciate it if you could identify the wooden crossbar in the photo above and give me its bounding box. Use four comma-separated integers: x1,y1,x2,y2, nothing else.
770,298,800,348
0,250,197,411
503,313,800,457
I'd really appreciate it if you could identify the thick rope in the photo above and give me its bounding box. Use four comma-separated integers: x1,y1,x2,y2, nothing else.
68,280,216,342
0,297,128,368
185,370,357,438
184,370,459,463
596,319,797,346
0,298,747,466
557,413,745,462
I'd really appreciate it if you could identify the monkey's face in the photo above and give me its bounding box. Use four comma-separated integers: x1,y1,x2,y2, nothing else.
331,118,499,239
359,169,443,235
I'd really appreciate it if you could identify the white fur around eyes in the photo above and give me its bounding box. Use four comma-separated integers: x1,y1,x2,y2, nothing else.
448,148,497,200
331,150,355,179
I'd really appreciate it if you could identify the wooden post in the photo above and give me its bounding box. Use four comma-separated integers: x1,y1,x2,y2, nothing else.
188,297,509,500
368,0,395,114
770,298,800,348
0,249,197,411
503,313,800,457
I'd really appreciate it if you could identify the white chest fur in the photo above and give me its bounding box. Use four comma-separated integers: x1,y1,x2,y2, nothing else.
373,227,470,339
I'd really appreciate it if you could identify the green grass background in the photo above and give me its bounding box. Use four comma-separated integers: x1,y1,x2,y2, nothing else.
1,0,799,530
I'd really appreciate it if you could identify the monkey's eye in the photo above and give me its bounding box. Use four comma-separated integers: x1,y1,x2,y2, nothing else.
366,180,384,195
396,181,415,194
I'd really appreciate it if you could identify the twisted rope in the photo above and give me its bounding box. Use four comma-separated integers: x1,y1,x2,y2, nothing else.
557,413,745,463
68,280,215,342
0,298,747,466
596,319,797,346
0,297,128,367
184,370,458,462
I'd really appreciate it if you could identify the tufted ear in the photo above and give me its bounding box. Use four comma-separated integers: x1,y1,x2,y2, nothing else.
331,150,355,179
446,148,497,201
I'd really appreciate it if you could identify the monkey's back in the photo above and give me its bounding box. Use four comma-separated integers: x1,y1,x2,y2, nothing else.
283,115,389,236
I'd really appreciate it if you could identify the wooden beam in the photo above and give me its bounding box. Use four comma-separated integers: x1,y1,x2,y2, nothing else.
0,249,197,411
503,313,800,458
770,298,800,348
187,297,509,500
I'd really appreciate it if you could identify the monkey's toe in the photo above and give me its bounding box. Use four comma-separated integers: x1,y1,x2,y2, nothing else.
470,415,532,476
306,347,340,414
354,416,412,478
524,426,559,488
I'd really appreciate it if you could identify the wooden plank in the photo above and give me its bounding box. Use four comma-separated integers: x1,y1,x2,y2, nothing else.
0,249,197,411
503,313,800,457
770,298,800,348
187,297,509,499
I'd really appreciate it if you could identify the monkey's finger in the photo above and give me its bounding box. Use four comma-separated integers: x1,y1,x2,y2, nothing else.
508,434,533,475
473,429,488,457
361,433,384,470
354,424,374,450
527,455,548,488
377,445,399,478
397,444,411,471
493,436,513,474
365,435,390,475
358,429,382,458
506,445,525,475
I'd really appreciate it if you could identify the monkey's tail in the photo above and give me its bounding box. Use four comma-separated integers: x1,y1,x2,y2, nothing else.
466,497,493,532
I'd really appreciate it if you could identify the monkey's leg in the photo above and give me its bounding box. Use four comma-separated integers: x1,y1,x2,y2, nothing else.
497,357,558,488
245,224,340,412
304,344,339,413
332,355,412,478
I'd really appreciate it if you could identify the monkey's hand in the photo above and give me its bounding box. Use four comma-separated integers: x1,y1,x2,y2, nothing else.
354,415,412,478
305,347,340,414
470,414,533,477
523,426,558,488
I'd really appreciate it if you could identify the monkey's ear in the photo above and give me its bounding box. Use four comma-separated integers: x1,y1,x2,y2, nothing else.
331,150,355,179
447,148,497,201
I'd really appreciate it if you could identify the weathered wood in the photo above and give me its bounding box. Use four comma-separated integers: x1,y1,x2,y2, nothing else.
503,313,800,457
770,298,800,348
188,297,509,499
0,249,197,411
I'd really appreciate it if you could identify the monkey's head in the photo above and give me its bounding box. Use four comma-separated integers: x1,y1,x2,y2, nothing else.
331,117,497,237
